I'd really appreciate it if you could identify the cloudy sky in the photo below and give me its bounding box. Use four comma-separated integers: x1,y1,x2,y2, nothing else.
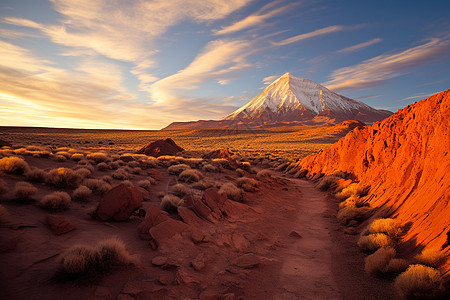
1,0,449,129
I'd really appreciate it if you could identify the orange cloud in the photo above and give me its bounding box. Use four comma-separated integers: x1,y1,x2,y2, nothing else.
271,25,344,46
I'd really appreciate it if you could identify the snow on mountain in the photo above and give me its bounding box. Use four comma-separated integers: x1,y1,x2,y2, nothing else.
224,72,391,123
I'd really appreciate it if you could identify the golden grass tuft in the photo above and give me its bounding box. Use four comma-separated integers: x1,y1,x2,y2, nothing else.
47,168,82,188
40,191,71,210
71,153,84,161
336,182,366,200
160,194,183,211
415,248,448,268
13,181,38,201
316,175,340,191
369,218,403,239
168,164,191,175
358,233,393,251
337,206,369,225
219,182,243,202
25,167,48,182
179,169,203,183
72,185,92,201
364,246,396,275
86,152,109,164
236,177,259,192
394,264,443,300
0,156,30,174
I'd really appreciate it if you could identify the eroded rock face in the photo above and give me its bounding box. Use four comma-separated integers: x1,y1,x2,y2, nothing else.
45,215,76,235
202,149,234,159
296,89,450,274
96,183,143,221
137,138,184,157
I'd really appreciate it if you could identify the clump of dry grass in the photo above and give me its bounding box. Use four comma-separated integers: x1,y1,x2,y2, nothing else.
239,161,252,172
236,168,245,177
58,238,133,279
256,169,273,179
219,182,243,202
83,179,112,195
0,178,10,197
337,206,369,225
130,167,142,175
169,183,190,197
108,161,120,170
202,163,217,172
141,158,157,169
338,195,363,209
25,167,48,182
86,152,109,164
71,153,84,161
127,161,139,168
40,191,71,210
179,169,203,183
137,180,151,191
415,248,448,268
357,233,393,252
236,177,259,192
168,164,191,175
394,264,443,300
54,154,67,162
0,204,8,222
97,162,109,171
101,175,113,184
192,180,213,190
72,185,92,201
56,151,72,159
160,194,183,211
336,182,366,200
121,180,134,187
47,168,82,188
368,218,403,239
364,247,397,275
316,175,340,191
13,181,38,201
112,168,130,180
74,167,92,179
0,156,30,174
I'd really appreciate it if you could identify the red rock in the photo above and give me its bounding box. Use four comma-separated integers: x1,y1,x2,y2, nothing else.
137,138,184,157
203,188,226,215
94,286,112,300
220,199,250,217
96,184,143,221
147,169,163,181
175,267,200,285
233,253,260,269
119,155,134,163
202,149,233,159
288,231,303,239
45,214,76,235
137,204,170,235
178,207,208,227
149,218,189,246
151,256,168,266
296,89,450,274
191,253,206,271
199,290,220,300
158,274,172,286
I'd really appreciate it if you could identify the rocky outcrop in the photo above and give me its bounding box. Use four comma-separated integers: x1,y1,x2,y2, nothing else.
137,138,184,157
202,149,234,159
296,89,450,273
96,183,143,221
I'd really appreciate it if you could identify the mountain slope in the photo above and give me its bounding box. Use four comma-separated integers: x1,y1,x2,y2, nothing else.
294,89,450,275
164,73,391,130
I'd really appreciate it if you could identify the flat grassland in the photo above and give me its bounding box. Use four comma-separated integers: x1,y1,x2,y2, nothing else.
0,123,355,161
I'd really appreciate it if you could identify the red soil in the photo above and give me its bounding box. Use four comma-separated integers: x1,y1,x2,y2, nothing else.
296,89,450,275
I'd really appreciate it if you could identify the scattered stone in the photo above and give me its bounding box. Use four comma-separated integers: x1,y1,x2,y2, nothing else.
137,138,184,157
120,155,134,163
149,218,189,246
190,229,205,244
151,256,168,266
199,290,220,300
94,286,112,300
178,207,207,227
191,253,206,271
45,215,76,235
288,230,303,239
344,227,358,235
233,253,260,269
96,183,143,221
203,188,226,215
158,274,172,286
175,267,200,285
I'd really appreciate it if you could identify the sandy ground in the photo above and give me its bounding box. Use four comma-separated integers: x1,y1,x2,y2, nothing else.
0,152,394,300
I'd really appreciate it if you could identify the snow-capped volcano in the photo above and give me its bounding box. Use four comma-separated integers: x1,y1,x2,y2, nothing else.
224,72,392,123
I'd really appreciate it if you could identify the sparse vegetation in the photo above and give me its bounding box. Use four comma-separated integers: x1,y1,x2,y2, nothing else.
202,163,217,172
336,182,366,200
168,164,191,175
316,175,340,191
256,169,273,179
137,180,152,191
72,185,92,201
13,181,38,201
71,153,84,161
338,195,363,209
192,179,213,190
97,162,109,171
0,156,30,174
368,218,403,239
169,183,190,197
25,167,48,182
219,182,243,201
415,248,448,268
160,194,183,211
394,264,443,300
179,169,203,183
364,247,397,275
86,152,109,164
236,177,259,192
74,167,92,179
112,168,130,180
358,233,393,251
337,206,369,225
40,191,71,210
47,168,82,188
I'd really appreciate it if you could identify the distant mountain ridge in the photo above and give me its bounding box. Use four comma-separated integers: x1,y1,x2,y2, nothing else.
163,73,392,130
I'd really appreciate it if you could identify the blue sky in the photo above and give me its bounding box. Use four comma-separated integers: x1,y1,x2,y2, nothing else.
0,0,449,129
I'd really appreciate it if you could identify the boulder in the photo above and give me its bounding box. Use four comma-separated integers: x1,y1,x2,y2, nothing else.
137,138,184,157
137,204,170,235
96,183,143,221
203,188,226,216
233,253,260,269
177,207,208,227
149,218,189,246
45,214,76,235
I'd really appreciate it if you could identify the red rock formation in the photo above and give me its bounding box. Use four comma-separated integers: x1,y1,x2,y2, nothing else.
137,138,184,157
296,89,450,274
202,148,234,159
96,183,143,221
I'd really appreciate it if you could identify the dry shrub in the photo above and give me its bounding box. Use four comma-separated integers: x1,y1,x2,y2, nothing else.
130,167,142,175
236,177,259,192
332,170,346,178
369,218,402,239
184,158,204,168
97,162,109,171
179,169,203,183
168,164,191,175
160,194,183,211
121,180,134,187
74,167,92,179
338,195,363,209
336,182,366,200
337,206,369,225
47,168,82,187
169,183,190,197
108,161,120,170
111,154,120,161
0,204,8,222
54,154,67,162
157,156,176,167
219,182,243,202
202,163,217,172
83,179,112,195
0,156,30,174
358,233,393,251
101,175,113,184
71,153,84,161
394,264,443,300
56,151,72,159
112,168,130,180
40,191,71,210
58,238,133,279
137,180,151,191
72,185,92,201
364,247,396,275
127,161,139,168
141,158,157,169
86,152,109,164
191,180,213,190
385,258,409,274
25,167,48,182
236,168,245,177
256,169,273,179
0,178,9,196
316,175,340,191
13,181,38,201
415,248,448,268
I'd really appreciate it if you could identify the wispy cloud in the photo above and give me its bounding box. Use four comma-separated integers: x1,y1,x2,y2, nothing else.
214,1,293,35
324,38,450,92
338,38,382,53
271,25,344,46
150,39,252,105
262,75,278,84
398,92,432,102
